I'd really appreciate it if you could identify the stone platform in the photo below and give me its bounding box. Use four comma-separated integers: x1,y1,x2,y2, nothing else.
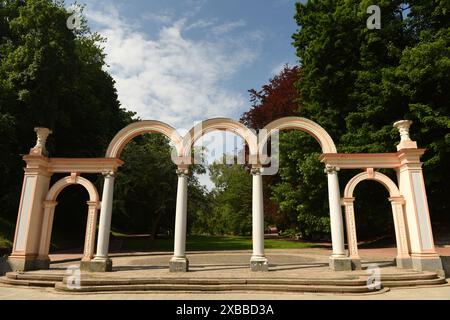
0,250,447,294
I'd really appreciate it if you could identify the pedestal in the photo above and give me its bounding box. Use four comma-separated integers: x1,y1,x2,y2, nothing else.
250,256,269,272
169,256,189,272
85,258,112,272
329,256,352,271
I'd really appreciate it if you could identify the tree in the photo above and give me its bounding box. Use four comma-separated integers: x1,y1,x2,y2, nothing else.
241,65,301,130
192,157,252,236
240,65,302,233
282,0,450,239
0,0,132,247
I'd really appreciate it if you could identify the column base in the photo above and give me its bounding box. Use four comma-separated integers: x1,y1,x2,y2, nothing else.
411,255,444,276
329,256,352,271
395,256,412,269
169,256,189,272
34,258,50,270
250,256,269,272
7,255,37,271
87,258,113,272
350,258,362,270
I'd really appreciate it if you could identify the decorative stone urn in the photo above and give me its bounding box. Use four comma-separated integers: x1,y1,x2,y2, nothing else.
393,120,417,150
30,127,53,156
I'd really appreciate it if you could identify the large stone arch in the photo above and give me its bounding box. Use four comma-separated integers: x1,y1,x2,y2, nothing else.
37,175,100,268
258,117,338,154
342,170,411,269
257,117,347,269
182,118,258,158
105,120,184,159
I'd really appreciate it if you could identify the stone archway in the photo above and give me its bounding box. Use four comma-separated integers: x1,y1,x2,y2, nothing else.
105,120,184,159
181,118,266,271
36,174,100,269
342,169,411,269
92,121,185,271
258,117,349,270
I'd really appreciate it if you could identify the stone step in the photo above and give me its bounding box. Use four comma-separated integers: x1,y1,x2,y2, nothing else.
0,277,55,287
379,272,440,281
54,282,380,294
6,272,64,282
2,271,446,293
60,277,368,287
382,277,447,287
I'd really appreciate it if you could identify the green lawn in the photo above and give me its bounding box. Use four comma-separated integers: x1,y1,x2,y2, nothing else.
116,234,317,252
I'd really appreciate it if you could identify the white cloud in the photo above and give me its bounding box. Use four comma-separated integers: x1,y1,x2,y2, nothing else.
84,3,263,130
271,62,288,76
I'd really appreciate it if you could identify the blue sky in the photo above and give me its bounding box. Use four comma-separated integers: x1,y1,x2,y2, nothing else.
80,0,299,129
78,0,300,188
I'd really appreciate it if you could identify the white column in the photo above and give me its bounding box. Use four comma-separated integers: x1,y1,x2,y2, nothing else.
170,167,189,272
250,167,268,271
173,168,188,258
326,165,346,257
94,172,115,260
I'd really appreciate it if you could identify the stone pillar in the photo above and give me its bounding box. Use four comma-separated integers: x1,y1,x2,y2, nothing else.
8,129,53,271
35,201,58,269
250,166,268,271
389,196,412,269
343,197,361,270
170,167,189,272
394,120,443,274
326,165,351,271
82,201,100,261
91,172,115,272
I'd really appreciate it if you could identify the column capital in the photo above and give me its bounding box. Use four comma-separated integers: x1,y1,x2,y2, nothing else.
251,166,263,176
102,171,116,178
324,164,340,174
86,200,101,209
43,200,58,208
342,197,355,204
176,167,189,177
388,196,405,204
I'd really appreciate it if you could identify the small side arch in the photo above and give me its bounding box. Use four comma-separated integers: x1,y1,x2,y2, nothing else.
46,175,99,202
182,118,259,158
344,171,400,198
39,175,100,264
258,117,338,155
342,170,410,268
106,120,184,159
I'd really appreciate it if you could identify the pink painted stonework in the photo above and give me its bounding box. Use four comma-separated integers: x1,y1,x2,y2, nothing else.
7,118,444,276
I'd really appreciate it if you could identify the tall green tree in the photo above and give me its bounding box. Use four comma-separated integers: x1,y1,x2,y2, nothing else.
0,0,132,247
282,0,450,238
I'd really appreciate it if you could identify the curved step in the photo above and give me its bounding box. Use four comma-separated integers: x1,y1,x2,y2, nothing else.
60,277,368,287
382,277,447,287
379,272,440,281
0,277,55,287
54,282,379,294
6,272,63,282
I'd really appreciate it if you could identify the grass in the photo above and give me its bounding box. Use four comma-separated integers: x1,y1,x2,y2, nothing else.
115,234,317,252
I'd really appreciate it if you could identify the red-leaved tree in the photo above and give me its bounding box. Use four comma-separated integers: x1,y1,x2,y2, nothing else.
240,65,302,231
241,65,301,129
